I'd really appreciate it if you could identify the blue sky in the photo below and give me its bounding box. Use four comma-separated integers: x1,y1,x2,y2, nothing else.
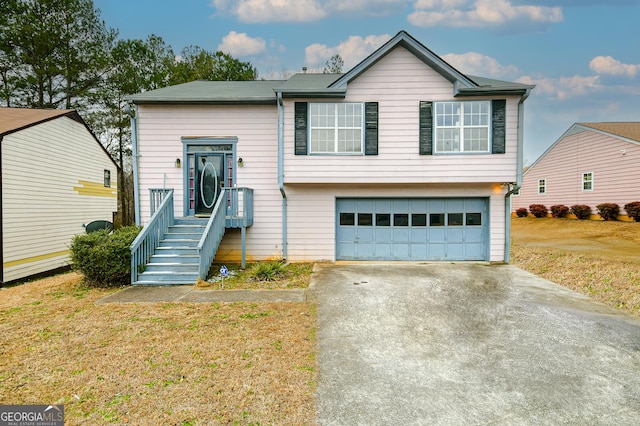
94,0,640,164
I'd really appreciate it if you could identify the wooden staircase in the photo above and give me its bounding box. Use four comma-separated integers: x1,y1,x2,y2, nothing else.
134,218,210,285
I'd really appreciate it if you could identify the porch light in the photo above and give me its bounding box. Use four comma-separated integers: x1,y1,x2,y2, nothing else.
237,157,243,167
175,158,181,168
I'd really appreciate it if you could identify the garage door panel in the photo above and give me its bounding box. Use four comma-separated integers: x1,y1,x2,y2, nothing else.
336,197,487,261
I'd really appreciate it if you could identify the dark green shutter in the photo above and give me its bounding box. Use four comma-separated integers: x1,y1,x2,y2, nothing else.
491,99,506,154
294,102,308,155
419,101,433,155
364,102,378,156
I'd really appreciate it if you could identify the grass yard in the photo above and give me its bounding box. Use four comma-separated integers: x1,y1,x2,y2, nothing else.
0,270,317,425
511,217,640,318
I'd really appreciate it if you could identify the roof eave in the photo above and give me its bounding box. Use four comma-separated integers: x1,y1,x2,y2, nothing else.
276,88,347,99
129,98,277,106
454,85,535,97
330,30,477,89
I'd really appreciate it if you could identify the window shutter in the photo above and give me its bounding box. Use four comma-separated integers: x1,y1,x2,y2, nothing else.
419,101,433,155
364,102,378,156
492,99,506,154
294,102,308,155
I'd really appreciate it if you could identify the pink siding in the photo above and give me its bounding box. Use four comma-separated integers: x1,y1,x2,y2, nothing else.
137,105,283,261
516,128,640,216
284,46,521,184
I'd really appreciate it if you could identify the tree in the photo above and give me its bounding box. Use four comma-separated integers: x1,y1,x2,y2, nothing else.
89,35,174,225
169,46,256,85
1,0,116,109
323,54,344,74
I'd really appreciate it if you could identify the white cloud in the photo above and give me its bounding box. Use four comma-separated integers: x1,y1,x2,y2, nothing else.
442,52,519,79
517,74,601,101
211,0,406,23
589,56,640,78
408,0,563,30
305,34,392,70
211,0,326,23
217,31,266,56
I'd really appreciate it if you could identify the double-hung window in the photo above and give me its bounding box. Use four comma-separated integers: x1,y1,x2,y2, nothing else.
309,103,363,154
582,172,594,191
538,179,546,194
434,101,490,153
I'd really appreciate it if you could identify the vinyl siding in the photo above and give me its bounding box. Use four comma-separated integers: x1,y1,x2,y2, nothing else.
136,105,283,261
285,184,507,262
2,117,117,281
284,46,521,184
516,129,640,216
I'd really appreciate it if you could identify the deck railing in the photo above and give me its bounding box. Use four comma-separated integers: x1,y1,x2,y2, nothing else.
198,189,227,280
130,189,174,283
225,187,254,228
150,188,173,215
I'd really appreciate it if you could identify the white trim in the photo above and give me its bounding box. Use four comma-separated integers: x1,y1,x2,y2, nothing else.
309,102,364,154
434,100,491,154
582,171,594,192
537,178,546,194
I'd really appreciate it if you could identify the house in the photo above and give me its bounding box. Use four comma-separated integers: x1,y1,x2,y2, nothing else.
1,107,118,284
515,122,640,219
127,30,534,285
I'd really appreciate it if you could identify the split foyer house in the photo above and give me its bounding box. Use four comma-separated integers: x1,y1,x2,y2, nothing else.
128,30,534,285
1,107,118,283
515,122,640,219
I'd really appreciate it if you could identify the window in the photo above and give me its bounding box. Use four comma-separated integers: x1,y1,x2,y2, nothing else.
340,213,355,226
582,172,594,191
376,214,391,226
538,179,546,194
434,101,490,153
104,170,111,187
309,103,363,154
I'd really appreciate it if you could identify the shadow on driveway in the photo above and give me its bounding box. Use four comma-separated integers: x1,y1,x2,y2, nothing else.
312,263,640,425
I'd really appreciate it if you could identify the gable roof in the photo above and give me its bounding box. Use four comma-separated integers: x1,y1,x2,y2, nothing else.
128,30,533,104
578,122,640,143
0,107,78,136
525,122,640,173
0,107,119,169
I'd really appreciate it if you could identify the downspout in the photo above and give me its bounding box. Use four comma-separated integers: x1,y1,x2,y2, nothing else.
504,88,531,263
277,91,287,260
125,104,141,227
0,135,4,284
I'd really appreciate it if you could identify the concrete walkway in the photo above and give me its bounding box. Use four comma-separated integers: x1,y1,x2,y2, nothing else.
96,285,307,303
312,263,640,426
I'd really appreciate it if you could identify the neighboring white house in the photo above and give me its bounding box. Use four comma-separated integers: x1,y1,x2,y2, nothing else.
128,30,533,283
515,122,640,219
1,107,118,283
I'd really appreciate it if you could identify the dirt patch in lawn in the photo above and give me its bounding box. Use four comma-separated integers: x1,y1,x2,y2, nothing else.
511,217,640,318
0,272,317,425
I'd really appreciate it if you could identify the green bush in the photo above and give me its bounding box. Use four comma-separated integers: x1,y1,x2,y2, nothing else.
515,208,528,217
550,204,569,218
596,203,620,221
70,226,141,287
570,204,592,220
249,259,286,281
624,201,640,222
529,204,548,218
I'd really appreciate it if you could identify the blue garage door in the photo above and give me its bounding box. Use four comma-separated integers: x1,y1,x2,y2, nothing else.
336,198,488,261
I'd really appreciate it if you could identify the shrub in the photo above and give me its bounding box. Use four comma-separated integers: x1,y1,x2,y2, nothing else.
70,226,141,287
528,204,548,218
570,204,592,220
624,201,640,222
596,203,620,221
249,259,286,281
550,204,569,218
515,208,528,218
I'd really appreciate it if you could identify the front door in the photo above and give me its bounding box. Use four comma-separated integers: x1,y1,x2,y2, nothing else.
195,153,224,216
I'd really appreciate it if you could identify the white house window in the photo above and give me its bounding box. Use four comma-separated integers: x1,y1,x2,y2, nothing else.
104,170,111,187
434,101,490,153
538,178,546,194
582,172,594,191
309,103,363,154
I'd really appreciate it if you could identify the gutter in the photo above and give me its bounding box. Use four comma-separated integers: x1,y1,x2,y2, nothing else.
504,87,533,263
125,104,141,227
276,91,287,260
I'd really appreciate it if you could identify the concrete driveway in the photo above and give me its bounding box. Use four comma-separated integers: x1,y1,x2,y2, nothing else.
312,263,640,425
